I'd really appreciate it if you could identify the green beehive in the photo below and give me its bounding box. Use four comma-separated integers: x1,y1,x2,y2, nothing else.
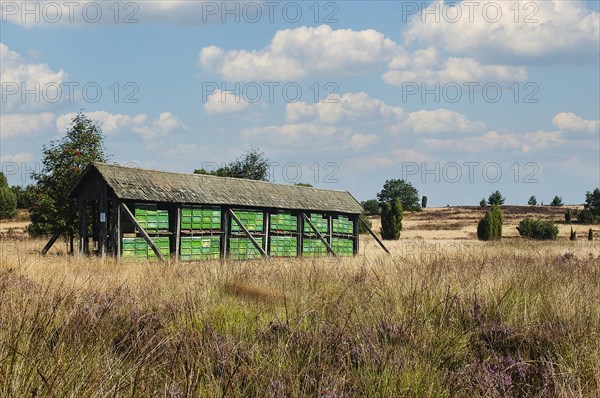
303,213,329,234
147,237,170,259
332,216,354,235
122,237,136,258
270,212,298,233
231,210,264,232
270,236,298,257
182,206,221,231
332,237,353,256
180,236,221,261
302,238,328,256
158,210,169,231
229,237,264,260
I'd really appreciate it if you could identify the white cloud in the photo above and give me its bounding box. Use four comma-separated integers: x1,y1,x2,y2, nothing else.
286,92,404,124
0,43,67,112
242,123,377,152
0,112,55,138
384,48,528,84
424,130,563,153
552,112,600,133
390,108,486,135
132,112,187,140
199,25,399,80
55,111,186,140
404,0,600,63
204,90,250,114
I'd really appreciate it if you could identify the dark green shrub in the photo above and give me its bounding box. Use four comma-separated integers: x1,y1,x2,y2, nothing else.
528,195,537,206
550,196,564,206
358,214,372,234
565,209,572,223
577,209,595,224
361,199,380,215
477,205,503,241
569,228,577,241
589,228,593,241
421,196,428,209
487,191,505,206
517,218,559,240
0,172,17,220
381,198,402,240
479,198,487,208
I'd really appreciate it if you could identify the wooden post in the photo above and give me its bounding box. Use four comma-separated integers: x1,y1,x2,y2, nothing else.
302,213,337,257
115,200,121,260
360,217,390,254
77,197,86,256
99,187,108,259
297,212,303,256
41,208,77,256
120,201,166,263
353,215,360,255
222,206,229,258
175,205,181,261
228,209,268,257
264,210,270,255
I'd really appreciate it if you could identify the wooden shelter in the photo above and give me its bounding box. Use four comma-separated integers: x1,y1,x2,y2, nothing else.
42,162,387,261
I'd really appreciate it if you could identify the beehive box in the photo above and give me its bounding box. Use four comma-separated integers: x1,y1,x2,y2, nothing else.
302,238,328,256
122,237,170,259
332,216,354,235
181,206,221,231
332,237,353,256
303,213,329,235
231,210,264,232
229,237,264,260
134,204,169,232
270,212,298,233
180,236,221,261
270,236,298,257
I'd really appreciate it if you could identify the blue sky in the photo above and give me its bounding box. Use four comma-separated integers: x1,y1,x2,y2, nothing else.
1,0,599,206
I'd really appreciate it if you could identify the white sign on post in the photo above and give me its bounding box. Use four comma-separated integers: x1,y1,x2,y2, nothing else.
100,212,106,223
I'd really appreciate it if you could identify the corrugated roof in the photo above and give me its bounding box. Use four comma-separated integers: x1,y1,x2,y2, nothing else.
73,162,363,214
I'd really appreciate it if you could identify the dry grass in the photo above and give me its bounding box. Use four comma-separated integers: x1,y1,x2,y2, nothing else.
0,206,599,396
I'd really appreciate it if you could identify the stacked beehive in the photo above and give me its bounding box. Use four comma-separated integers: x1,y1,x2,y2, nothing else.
122,237,170,259
270,236,298,257
270,212,298,233
181,206,221,230
229,237,264,260
332,237,353,256
332,216,354,235
180,236,221,261
302,213,329,256
229,209,264,259
135,204,169,232
180,206,222,261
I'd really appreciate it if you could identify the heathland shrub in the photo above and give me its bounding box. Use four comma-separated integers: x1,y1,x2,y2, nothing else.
570,228,577,241
358,214,372,234
588,228,593,241
381,198,402,240
477,205,503,241
565,209,572,223
577,209,595,224
517,218,559,240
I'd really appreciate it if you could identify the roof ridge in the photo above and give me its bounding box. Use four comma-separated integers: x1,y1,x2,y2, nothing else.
92,161,349,194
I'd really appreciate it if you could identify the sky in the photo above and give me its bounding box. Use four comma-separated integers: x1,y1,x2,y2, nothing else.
1,0,599,206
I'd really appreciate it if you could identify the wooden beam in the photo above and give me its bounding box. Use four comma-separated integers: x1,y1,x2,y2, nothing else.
302,213,336,257
360,217,390,254
77,197,85,256
41,208,77,256
353,215,360,255
222,206,229,258
228,209,268,258
120,201,166,263
115,200,121,261
175,205,181,261
99,186,108,258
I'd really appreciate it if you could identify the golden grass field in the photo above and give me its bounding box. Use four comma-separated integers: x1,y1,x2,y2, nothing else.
0,207,599,397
